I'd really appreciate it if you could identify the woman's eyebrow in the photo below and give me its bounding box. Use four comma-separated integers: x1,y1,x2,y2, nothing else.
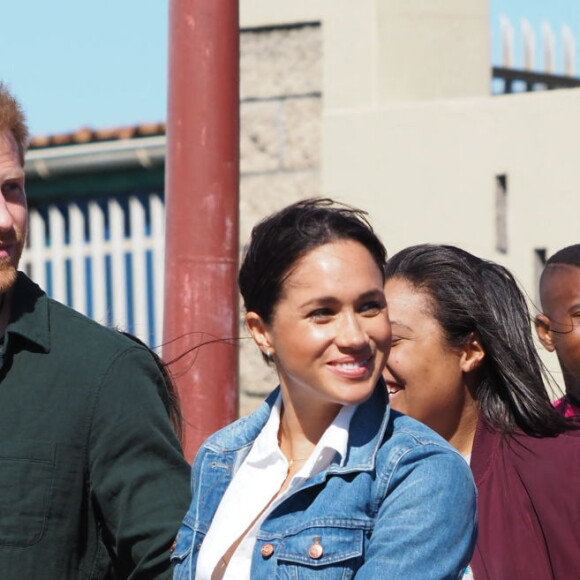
390,320,413,332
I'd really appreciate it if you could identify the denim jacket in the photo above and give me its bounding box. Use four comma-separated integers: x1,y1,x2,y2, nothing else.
173,384,477,579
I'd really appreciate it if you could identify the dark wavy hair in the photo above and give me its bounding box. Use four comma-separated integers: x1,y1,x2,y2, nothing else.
385,244,574,436
239,198,387,325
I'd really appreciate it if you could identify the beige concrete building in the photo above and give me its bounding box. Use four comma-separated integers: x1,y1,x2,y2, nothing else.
238,0,580,410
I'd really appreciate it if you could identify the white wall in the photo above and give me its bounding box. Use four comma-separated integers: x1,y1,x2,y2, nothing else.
241,0,576,393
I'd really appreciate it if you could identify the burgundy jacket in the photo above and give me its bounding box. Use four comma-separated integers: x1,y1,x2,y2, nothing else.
470,419,580,580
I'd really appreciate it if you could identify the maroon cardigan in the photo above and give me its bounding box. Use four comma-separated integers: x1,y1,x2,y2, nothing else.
470,419,580,580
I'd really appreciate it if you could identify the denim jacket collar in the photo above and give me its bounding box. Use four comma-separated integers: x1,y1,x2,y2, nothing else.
203,381,391,480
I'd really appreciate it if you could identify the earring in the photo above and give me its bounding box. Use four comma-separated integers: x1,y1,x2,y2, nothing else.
265,350,273,361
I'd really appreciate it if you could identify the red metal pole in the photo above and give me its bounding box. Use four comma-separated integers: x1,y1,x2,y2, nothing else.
164,0,239,462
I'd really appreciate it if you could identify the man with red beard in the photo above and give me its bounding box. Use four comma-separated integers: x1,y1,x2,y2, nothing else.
0,84,190,579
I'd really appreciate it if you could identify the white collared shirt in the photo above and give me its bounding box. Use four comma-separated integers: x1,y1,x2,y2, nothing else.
195,396,356,580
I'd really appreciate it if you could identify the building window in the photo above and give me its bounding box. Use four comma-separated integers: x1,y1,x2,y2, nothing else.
495,174,508,253
534,248,547,309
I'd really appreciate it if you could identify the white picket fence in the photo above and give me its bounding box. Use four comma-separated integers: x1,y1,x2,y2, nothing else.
20,192,166,347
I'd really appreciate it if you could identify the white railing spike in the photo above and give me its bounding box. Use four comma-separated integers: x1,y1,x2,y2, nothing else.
541,21,556,74
521,18,536,71
562,25,576,76
500,14,515,68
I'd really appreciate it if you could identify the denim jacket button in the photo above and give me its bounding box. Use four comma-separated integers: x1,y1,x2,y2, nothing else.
260,543,275,557
308,537,324,559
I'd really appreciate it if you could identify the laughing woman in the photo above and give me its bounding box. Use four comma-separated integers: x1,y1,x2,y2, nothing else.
172,200,476,580
383,244,580,580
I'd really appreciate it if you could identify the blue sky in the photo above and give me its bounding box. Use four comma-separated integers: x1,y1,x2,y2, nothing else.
2,1,578,136
2,0,167,136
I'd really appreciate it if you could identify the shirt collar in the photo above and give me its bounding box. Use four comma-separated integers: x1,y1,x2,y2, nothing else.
250,394,357,474
204,382,391,476
5,272,50,353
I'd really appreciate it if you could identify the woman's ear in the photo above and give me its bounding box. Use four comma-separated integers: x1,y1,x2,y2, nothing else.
460,333,485,373
245,311,274,358
535,314,555,352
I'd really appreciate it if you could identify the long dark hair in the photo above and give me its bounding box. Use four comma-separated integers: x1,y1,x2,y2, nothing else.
385,244,573,436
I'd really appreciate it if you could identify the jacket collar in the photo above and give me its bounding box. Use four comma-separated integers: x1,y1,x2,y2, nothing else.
5,272,50,353
343,380,390,472
205,381,390,474
471,417,530,485
470,417,495,485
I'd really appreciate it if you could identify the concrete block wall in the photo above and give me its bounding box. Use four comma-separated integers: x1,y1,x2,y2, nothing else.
238,23,322,415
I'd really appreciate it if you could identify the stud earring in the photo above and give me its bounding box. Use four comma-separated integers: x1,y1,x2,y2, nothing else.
265,350,273,361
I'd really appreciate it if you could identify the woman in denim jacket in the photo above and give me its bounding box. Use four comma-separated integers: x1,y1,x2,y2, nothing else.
173,199,477,580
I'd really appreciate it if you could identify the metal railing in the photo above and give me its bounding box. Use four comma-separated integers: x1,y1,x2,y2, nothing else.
20,192,165,347
494,15,580,94
493,66,580,93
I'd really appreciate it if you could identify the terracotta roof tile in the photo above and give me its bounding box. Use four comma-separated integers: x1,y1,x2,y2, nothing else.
29,122,166,149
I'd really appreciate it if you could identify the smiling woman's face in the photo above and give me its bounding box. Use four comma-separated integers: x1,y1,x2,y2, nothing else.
247,240,391,414
383,277,476,443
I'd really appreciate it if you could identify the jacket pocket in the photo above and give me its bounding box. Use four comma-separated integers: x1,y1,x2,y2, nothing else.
273,525,364,579
0,441,55,547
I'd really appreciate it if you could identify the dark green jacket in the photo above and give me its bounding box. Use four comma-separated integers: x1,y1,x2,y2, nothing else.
0,273,191,579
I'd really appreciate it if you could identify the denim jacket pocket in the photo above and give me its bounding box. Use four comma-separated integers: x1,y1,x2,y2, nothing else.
274,525,364,579
0,441,55,547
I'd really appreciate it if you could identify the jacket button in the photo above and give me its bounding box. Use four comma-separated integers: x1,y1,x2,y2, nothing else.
308,537,324,559
260,543,275,557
